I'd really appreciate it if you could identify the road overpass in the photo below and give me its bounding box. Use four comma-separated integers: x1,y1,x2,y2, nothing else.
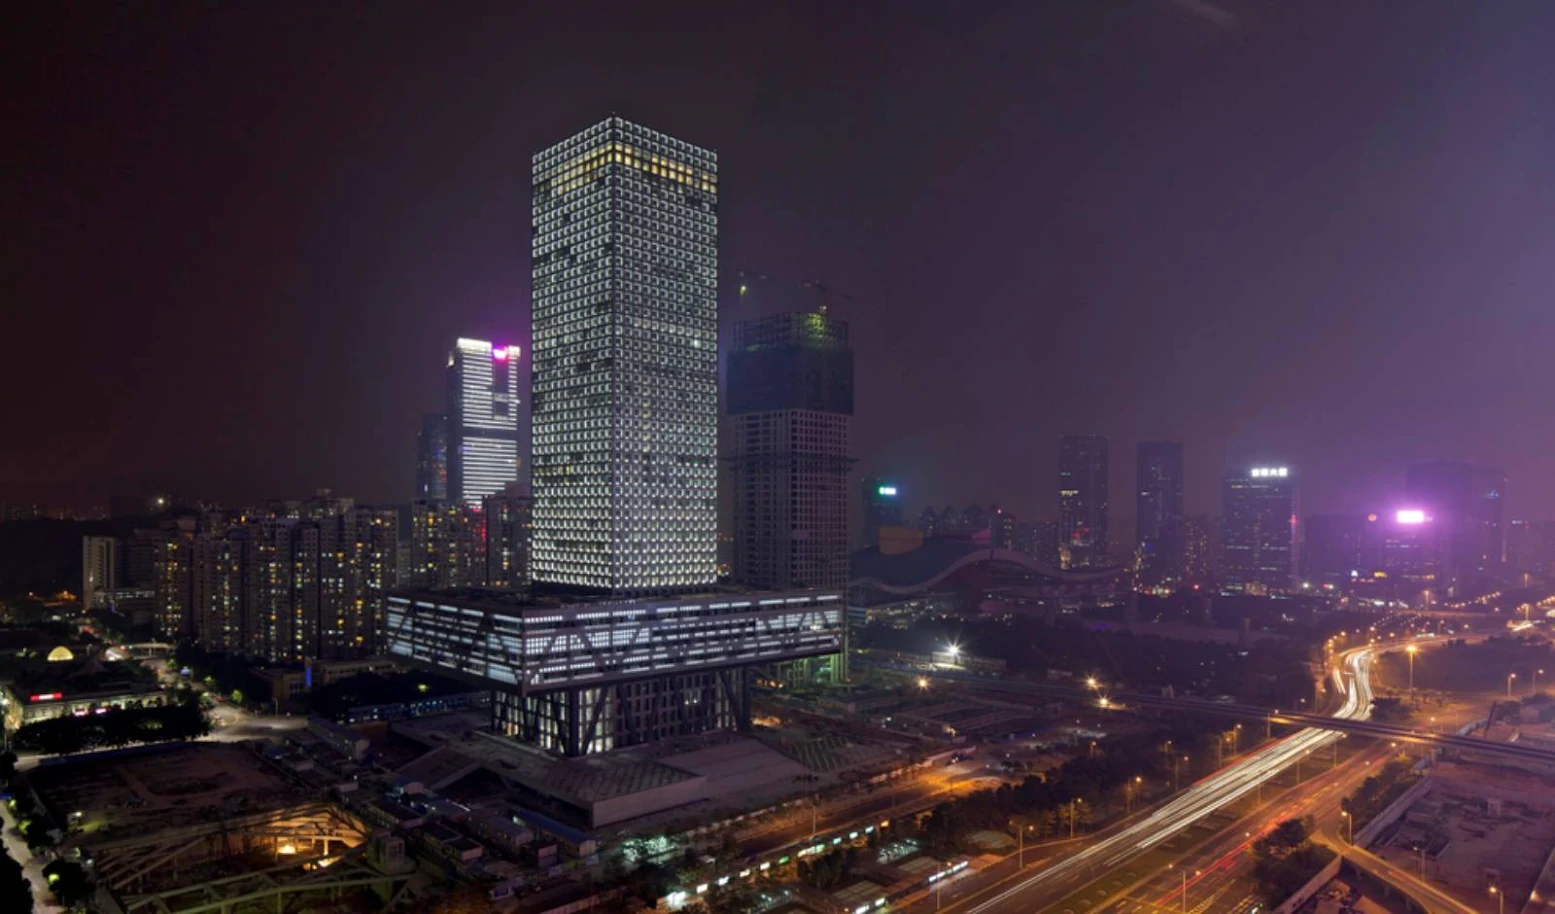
912,659,1555,770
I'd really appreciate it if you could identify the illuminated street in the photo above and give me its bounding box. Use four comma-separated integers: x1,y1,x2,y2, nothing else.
940,647,1378,914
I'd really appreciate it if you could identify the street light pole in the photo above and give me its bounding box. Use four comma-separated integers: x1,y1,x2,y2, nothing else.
1535,669,1544,697
1508,673,1518,699
1340,810,1352,845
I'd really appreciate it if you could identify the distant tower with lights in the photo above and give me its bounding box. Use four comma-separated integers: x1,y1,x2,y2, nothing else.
1219,466,1299,592
1058,435,1110,568
446,338,522,508
728,310,854,590
1136,441,1185,582
529,117,719,593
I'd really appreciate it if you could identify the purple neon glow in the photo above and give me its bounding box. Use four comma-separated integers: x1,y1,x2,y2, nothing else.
1395,509,1427,525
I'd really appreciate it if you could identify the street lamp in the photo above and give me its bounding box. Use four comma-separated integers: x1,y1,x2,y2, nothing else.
1508,673,1518,699
1491,886,1504,914
1406,645,1419,693
1340,809,1353,845
1174,755,1188,792
917,677,929,690
1127,776,1142,814
1169,865,1200,914
1535,669,1545,697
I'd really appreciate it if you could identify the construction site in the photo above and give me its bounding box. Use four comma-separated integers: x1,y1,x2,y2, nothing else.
30,742,415,914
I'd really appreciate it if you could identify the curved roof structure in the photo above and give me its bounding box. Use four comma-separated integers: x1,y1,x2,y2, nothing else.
849,539,1125,596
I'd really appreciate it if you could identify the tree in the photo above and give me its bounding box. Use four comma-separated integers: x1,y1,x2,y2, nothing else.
0,844,32,914
43,859,93,906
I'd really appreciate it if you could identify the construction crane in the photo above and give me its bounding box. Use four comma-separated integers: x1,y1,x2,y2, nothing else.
735,269,865,316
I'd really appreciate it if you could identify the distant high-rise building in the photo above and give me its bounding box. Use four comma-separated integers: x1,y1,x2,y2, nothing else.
1058,435,1110,568
416,413,450,500
860,477,903,549
1304,513,1365,586
447,339,521,508
155,503,399,661
1220,466,1299,592
152,517,198,639
1404,461,1506,595
959,504,989,536
728,311,854,590
1183,515,1214,581
1136,441,1184,582
404,499,482,590
990,507,1017,549
1013,519,1059,566
484,483,533,589
82,536,121,610
530,116,718,594
918,506,941,539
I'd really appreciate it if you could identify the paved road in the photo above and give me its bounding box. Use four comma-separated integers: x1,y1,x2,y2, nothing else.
0,793,63,913
939,646,1379,914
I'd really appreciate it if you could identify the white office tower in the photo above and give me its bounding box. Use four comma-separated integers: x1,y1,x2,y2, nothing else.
530,117,718,593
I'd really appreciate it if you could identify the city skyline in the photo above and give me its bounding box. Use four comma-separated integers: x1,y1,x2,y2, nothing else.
6,3,1555,523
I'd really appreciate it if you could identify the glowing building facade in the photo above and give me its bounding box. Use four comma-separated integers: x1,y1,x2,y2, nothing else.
530,117,719,593
447,338,521,508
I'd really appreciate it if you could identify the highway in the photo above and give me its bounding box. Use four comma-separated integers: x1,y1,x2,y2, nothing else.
927,662,1555,766
946,647,1378,914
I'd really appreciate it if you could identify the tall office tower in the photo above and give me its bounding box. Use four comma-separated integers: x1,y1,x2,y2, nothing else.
416,413,450,500
530,117,719,593
860,477,903,549
484,482,533,589
1183,515,1214,581
82,536,121,610
1404,461,1506,596
1058,435,1110,568
447,338,522,508
728,311,854,590
990,507,1017,549
1136,441,1184,582
1220,466,1299,593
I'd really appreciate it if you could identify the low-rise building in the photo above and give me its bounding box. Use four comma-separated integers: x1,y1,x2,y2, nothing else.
1,652,166,730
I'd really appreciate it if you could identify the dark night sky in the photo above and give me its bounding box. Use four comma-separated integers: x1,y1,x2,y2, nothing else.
5,1,1553,522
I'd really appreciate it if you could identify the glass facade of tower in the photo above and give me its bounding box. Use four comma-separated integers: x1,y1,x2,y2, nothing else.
447,338,521,508
1058,435,1110,568
1136,440,1184,581
1220,466,1299,592
530,117,719,593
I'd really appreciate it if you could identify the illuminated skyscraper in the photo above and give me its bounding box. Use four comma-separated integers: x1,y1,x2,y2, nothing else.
1136,441,1184,581
446,339,521,508
728,311,853,590
415,413,449,500
1058,435,1110,568
1220,466,1299,592
530,117,719,593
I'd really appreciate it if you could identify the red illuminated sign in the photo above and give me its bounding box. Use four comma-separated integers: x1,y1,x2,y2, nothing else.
29,692,63,701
